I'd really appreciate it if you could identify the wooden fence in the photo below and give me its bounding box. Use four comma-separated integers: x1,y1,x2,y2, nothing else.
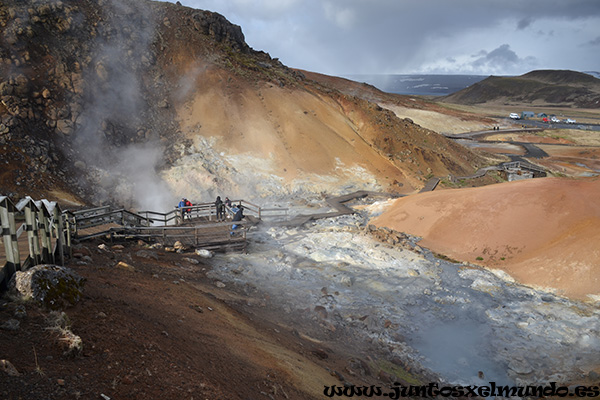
0,196,71,291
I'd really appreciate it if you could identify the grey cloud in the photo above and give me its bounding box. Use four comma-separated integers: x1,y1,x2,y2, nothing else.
517,17,533,30
586,36,600,46
471,50,488,58
175,0,599,74
476,44,519,65
469,44,537,74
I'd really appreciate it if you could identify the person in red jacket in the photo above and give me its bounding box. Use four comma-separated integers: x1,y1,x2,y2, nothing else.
184,199,192,219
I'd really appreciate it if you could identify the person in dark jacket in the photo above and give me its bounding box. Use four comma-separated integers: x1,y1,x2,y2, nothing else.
215,196,225,221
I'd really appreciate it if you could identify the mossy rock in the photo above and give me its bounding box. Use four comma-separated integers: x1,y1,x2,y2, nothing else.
9,265,85,310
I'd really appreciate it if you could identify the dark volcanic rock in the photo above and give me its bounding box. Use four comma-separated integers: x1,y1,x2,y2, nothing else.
9,264,85,310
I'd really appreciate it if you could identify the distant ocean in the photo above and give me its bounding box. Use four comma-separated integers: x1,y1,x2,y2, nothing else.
344,74,489,96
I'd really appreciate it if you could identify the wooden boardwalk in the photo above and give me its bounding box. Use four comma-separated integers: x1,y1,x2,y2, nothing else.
271,191,401,227
3,191,400,289
419,178,440,193
98,222,248,253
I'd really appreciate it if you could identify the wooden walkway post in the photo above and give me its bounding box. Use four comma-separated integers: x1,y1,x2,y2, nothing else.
23,199,42,265
53,204,66,266
64,213,72,258
38,202,53,264
0,196,20,278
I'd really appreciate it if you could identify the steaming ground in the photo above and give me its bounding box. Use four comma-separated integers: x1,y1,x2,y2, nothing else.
161,135,383,203
207,198,600,386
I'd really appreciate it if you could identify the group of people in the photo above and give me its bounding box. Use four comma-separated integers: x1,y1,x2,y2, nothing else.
215,196,245,235
178,196,244,235
177,198,193,219
214,196,231,221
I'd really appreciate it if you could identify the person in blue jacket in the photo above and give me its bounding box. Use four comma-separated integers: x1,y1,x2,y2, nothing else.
178,198,191,220
230,205,244,235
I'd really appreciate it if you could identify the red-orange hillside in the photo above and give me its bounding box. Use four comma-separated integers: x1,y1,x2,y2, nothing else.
371,177,600,300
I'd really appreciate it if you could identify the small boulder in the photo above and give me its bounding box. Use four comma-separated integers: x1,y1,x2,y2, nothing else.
0,360,20,376
56,119,74,135
195,249,213,258
115,261,135,272
136,250,158,260
0,319,20,331
9,265,85,310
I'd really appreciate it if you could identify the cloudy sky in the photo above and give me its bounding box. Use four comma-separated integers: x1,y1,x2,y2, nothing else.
169,0,600,76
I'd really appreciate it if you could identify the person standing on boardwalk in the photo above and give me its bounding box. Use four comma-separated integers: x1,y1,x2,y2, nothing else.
215,196,225,221
184,198,193,220
178,198,189,221
230,205,244,235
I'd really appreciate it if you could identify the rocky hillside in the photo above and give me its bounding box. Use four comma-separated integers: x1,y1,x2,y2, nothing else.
441,70,600,108
0,0,484,209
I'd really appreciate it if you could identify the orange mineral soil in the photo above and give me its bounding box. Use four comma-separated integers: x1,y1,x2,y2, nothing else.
371,177,600,300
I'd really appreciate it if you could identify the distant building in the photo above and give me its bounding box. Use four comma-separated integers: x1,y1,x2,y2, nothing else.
521,111,535,119
505,168,533,181
501,161,547,181
537,113,547,118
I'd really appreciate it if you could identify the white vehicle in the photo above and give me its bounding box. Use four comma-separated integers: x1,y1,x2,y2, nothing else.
509,113,520,120
565,118,576,124
550,116,560,123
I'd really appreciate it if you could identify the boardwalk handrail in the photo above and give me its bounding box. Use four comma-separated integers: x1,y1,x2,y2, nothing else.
74,209,149,230
69,200,262,250
97,222,248,252
259,207,289,220
1,195,71,292
501,161,545,174
69,205,111,218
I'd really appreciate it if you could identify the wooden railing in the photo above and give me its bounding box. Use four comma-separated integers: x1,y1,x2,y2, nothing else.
102,222,248,252
66,199,283,247
0,196,71,292
1,194,291,292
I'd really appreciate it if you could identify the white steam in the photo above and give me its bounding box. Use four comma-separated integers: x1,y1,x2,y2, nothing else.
72,0,176,211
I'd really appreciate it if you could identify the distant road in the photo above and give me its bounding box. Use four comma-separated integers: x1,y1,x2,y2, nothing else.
442,127,542,140
513,142,549,158
504,119,600,131
444,128,549,159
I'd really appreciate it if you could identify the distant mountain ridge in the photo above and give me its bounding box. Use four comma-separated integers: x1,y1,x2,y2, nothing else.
583,71,600,79
441,70,600,108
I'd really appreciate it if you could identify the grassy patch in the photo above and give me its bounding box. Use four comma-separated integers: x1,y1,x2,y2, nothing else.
374,359,424,386
433,252,460,264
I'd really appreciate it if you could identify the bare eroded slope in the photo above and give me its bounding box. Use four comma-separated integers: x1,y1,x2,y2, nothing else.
371,177,600,300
